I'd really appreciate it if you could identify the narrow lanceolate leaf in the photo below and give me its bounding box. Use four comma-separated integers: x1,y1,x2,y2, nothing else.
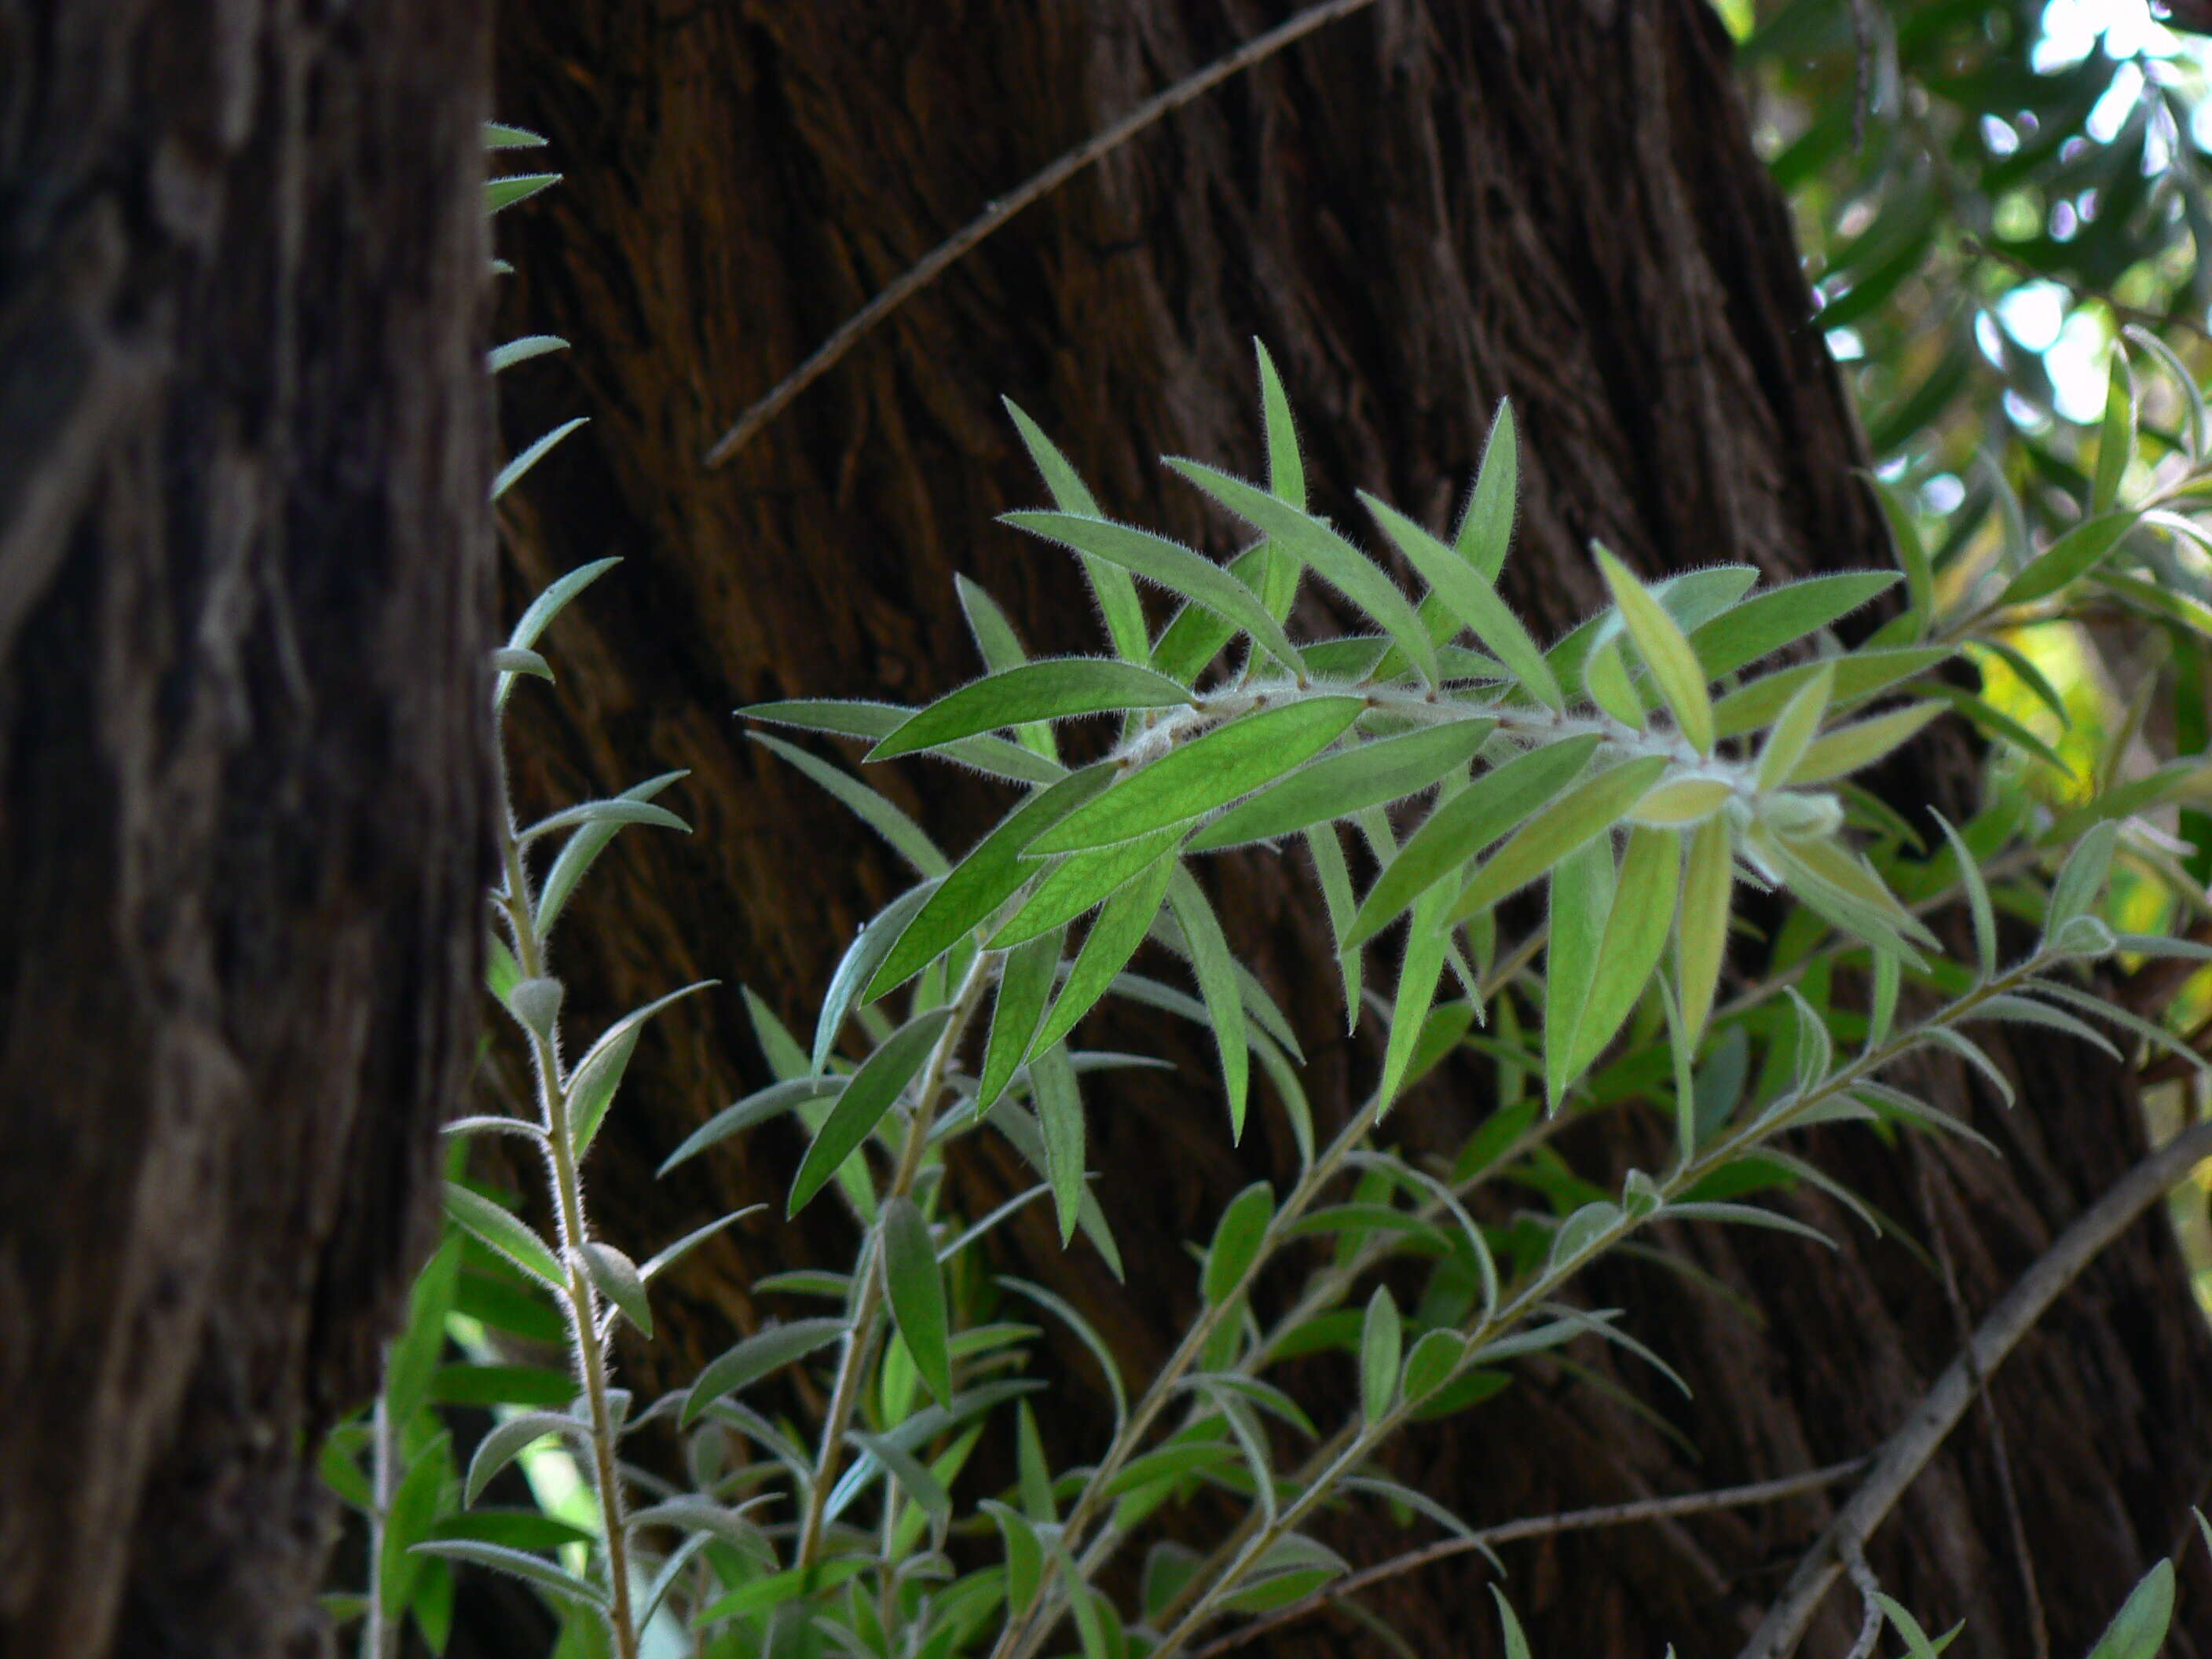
1030,1045,1086,1245
1031,852,1179,1054
1450,755,1671,921
1253,340,1308,621
1757,663,1834,793
881,1198,953,1407
1862,474,1933,638
870,764,1114,998
979,928,1066,1111
408,1541,606,1610
1308,824,1364,1029
1930,809,1996,977
1678,815,1732,1042
1203,1181,1276,1306
2047,819,2119,935
1166,869,1250,1138
1631,776,1733,826
657,1075,841,1173
788,1007,955,1214
1774,833,1939,957
1034,697,1365,854
987,826,1186,947
870,661,1192,758
1347,734,1603,947
1456,401,1519,580
1569,825,1679,1082
814,879,944,1072
684,1318,848,1423
739,698,1062,784
567,982,715,1154
1543,839,1615,1111
1597,547,1712,754
750,733,949,877
536,771,688,937
516,797,687,847
1711,646,1952,738
1581,637,1643,729
1002,510,1303,676
1167,458,1441,686
578,1243,652,1337
464,1413,584,1506
489,334,567,373
492,417,586,502
1003,400,1150,663
1378,883,1451,1111
2093,350,2137,518
1998,511,2137,607
1362,494,1562,709
1687,572,1899,679
1786,702,1943,786
1190,718,1494,851
443,1184,563,1290
1359,1287,1404,1427
2086,1559,2174,1659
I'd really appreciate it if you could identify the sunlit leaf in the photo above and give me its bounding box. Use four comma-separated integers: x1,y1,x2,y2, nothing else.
1450,754,1671,921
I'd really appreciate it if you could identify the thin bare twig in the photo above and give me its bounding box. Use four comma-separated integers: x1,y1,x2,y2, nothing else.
1187,1461,1869,1659
701,0,1383,467
1841,1542,1885,1659
1738,1115,2212,1659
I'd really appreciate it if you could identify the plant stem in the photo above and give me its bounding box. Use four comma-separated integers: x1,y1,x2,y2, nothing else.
363,1394,397,1659
496,790,641,1659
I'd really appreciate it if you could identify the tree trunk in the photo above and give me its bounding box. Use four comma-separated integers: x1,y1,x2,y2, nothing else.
0,4,493,1654
485,2,2212,1654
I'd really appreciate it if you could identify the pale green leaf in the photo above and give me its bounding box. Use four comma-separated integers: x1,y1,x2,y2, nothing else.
2085,1558,2173,1659
1690,572,1900,679
1569,824,1679,1082
1678,815,1732,1042
1757,663,1834,792
1031,852,1178,1053
1786,701,1943,786
1203,1181,1276,1306
442,1184,563,1290
579,1242,651,1336
1999,511,2136,606
683,1317,848,1424
987,826,1186,947
1597,546,1712,753
1451,754,1671,921
1456,401,1518,580
1359,1286,1403,1426
1031,1046,1086,1246
870,660,1191,758
492,417,585,502
1929,808,1996,977
1166,868,1251,1137
1543,838,1615,1110
814,879,944,1071
1362,493,1562,708
789,1006,954,1214
750,732,948,877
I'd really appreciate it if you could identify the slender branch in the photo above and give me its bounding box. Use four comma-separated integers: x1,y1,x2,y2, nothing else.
793,947,997,1570
363,1395,398,1659
701,0,1382,467
1187,1461,1869,1659
1737,1115,2212,1659
1840,1543,1885,1659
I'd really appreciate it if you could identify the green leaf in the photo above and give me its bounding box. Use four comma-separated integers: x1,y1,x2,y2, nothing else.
2085,1558,2173,1659
488,335,567,373
750,733,948,877
492,417,586,503
2048,819,2119,935
789,1006,955,1214
1450,754,1671,921
657,1075,840,1173
1032,852,1178,1054
881,1197,953,1407
1167,457,1440,684
498,558,621,703
1569,825,1679,1083
871,661,1192,758
409,1541,607,1610
567,982,713,1154
2093,349,2137,517
535,771,688,937
1712,646,1953,738
515,797,687,848
463,1413,581,1507
1033,696,1364,854
1031,1045,1087,1246
1581,637,1644,729
988,826,1186,947
1757,663,1834,792
1492,1588,1534,1659
1378,882,1451,1111
1189,717,1494,851
1543,838,1615,1111
578,1242,652,1336
1597,546,1712,753
485,172,560,214
1786,701,1943,786
1359,1286,1404,1426
1688,573,1899,679
1002,509,1303,677
1677,815,1732,1042
1457,401,1519,580
870,764,1115,998
683,1318,848,1424
1999,511,2136,606
1203,1181,1276,1306
1401,1328,1468,1404
1361,494,1562,708
1166,869,1250,1138
814,878,944,1071
442,1184,563,1291
740,698,1064,784
1862,473,1933,638
1347,734,1602,947
485,123,548,150
1928,809,1996,977
1002,400,1151,664
983,1500,1046,1611
977,929,1065,1112
1308,823,1364,1028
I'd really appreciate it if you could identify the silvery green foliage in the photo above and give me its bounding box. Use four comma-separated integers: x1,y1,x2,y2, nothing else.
328,339,2212,1659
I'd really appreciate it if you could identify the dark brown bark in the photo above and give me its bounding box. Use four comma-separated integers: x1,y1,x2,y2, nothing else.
484,2,2212,1654
0,3,494,1654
